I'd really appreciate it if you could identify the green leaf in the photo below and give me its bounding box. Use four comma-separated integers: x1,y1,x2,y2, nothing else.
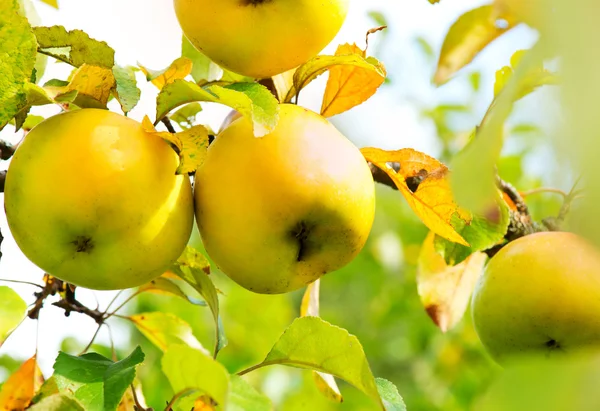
138,276,206,306
21,114,44,131
111,65,140,113
29,394,84,411
0,286,27,347
182,36,223,84
171,246,227,357
162,344,230,408
33,25,115,68
246,317,384,409
434,198,510,265
128,312,206,353
170,103,203,129
283,54,386,104
226,375,272,411
0,0,37,130
434,6,518,85
156,80,279,137
376,379,406,411
52,346,144,411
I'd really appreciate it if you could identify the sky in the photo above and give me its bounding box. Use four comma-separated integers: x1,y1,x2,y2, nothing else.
0,0,537,377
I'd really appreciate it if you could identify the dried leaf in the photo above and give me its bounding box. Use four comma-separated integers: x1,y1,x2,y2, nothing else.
139,57,193,90
362,147,470,246
418,233,487,332
434,5,518,85
0,356,44,411
321,44,386,117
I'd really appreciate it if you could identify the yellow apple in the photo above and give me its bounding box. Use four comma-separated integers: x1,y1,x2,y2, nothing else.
173,0,349,78
471,231,600,364
4,109,194,290
194,104,375,294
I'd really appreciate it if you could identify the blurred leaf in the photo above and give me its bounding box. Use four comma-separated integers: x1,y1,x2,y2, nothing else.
0,286,27,347
477,352,600,411
434,6,517,85
139,57,192,90
29,394,84,411
376,378,407,411
129,312,206,353
494,49,559,100
21,114,44,131
142,116,209,175
451,42,545,214
33,26,115,68
138,275,206,306
171,246,227,357
170,103,203,129
0,0,37,130
284,53,386,104
362,147,471,246
246,317,384,409
226,376,272,411
300,281,343,403
0,356,44,410
13,82,55,131
156,80,279,137
415,36,436,62
321,43,386,117
111,65,140,113
368,11,388,27
52,347,144,411
418,232,487,332
470,71,482,91
162,345,229,408
182,36,223,84
433,196,510,265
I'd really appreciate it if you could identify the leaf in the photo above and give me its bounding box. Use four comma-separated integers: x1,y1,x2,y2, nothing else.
128,312,206,354
418,232,487,332
226,376,272,411
182,36,223,84
321,43,386,117
433,196,510,265
162,345,229,407
29,394,84,411
142,116,209,175
434,6,518,85
376,379,406,411
0,286,27,347
33,26,115,68
21,114,44,131
284,53,386,104
171,246,227,357
139,57,193,90
299,281,343,403
494,49,559,100
155,80,279,137
362,147,470,246
138,276,206,306
0,356,44,411
248,317,384,409
170,103,203,129
38,0,58,8
271,69,295,103
111,65,140,113
54,64,116,108
0,0,37,130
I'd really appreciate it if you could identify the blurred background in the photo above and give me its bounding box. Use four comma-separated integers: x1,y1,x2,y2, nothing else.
0,0,568,410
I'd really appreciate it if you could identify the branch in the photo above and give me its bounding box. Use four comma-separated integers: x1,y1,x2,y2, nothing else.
0,170,6,193
161,117,176,134
0,140,15,160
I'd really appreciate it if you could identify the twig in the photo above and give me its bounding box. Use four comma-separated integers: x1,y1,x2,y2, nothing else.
164,388,199,411
521,187,569,198
0,170,6,193
104,290,143,320
0,278,44,289
79,323,103,355
161,117,176,134
0,140,15,160
131,383,150,411
28,275,66,320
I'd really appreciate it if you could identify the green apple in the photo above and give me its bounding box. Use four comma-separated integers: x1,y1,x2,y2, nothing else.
194,104,376,294
472,231,600,364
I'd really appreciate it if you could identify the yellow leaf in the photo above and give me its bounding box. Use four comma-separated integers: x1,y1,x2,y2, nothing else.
435,5,518,85
0,356,44,411
494,49,559,100
46,64,116,108
140,57,193,90
193,395,216,411
321,44,386,117
313,372,343,403
418,233,487,332
271,69,296,103
38,0,58,8
362,147,470,246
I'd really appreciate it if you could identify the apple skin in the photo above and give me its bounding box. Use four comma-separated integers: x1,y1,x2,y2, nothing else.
194,104,375,294
471,231,600,364
173,0,349,78
4,109,194,290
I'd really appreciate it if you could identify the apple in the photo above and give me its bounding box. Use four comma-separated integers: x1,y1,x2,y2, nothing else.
194,104,375,294
471,231,600,364
173,0,349,78
4,109,194,290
